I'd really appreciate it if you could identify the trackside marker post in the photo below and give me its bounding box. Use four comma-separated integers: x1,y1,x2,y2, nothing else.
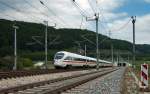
141,63,148,89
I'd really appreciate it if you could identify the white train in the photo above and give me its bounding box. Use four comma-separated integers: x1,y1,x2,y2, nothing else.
54,51,113,68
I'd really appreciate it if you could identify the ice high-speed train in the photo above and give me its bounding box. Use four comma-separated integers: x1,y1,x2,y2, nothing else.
54,51,113,68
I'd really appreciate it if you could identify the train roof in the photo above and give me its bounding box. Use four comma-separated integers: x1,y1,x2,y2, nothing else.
56,51,112,63
57,51,95,60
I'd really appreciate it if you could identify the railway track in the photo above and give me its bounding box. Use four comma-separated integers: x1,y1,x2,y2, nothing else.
62,67,126,94
0,67,118,94
0,69,97,89
0,69,88,80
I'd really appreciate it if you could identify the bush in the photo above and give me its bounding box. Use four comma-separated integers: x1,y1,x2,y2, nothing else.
18,58,33,69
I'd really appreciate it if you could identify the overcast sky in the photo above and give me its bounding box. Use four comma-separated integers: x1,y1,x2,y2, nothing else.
0,0,150,44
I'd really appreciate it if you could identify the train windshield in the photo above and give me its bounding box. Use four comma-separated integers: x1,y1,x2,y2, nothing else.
54,53,64,60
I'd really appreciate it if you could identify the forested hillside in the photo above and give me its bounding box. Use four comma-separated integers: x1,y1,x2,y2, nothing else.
0,19,150,63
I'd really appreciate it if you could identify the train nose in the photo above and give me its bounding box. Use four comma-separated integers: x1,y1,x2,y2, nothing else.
54,59,59,63
54,60,61,64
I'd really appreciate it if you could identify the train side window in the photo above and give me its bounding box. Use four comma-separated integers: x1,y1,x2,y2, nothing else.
90,60,95,62
80,58,86,61
74,58,85,61
54,53,64,59
74,58,80,61
64,56,72,60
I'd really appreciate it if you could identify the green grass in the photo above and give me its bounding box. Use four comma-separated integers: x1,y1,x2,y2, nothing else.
134,60,150,75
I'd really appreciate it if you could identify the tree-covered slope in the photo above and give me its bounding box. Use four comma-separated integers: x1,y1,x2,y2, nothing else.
0,19,150,61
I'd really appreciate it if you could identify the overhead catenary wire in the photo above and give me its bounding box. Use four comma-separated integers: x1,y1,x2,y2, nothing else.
22,0,55,24
0,1,41,22
95,1,111,32
23,0,49,17
72,0,92,29
0,1,23,13
78,15,88,30
95,0,99,13
99,14,111,36
96,2,131,34
99,15,131,36
22,0,59,27
111,18,131,32
39,0,72,28
18,1,51,22
95,1,111,28
80,16,84,29
0,13,17,21
87,1,110,36
87,0,96,14
72,0,90,18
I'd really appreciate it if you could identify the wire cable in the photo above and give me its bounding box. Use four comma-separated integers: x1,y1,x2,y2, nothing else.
39,0,72,27
96,1,131,32
0,1,41,22
72,0,90,18
22,0,57,25
88,0,96,14
23,0,48,17
0,13,16,20
80,16,83,29
111,18,131,32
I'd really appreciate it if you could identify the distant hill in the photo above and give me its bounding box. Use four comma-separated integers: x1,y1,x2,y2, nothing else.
0,19,150,61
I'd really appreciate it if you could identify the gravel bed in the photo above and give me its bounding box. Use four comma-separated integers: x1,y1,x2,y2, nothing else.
0,69,97,90
13,68,115,94
62,67,125,94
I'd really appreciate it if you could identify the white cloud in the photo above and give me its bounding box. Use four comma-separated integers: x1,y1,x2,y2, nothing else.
145,0,150,3
0,0,125,27
0,0,150,44
97,0,125,11
108,14,150,44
